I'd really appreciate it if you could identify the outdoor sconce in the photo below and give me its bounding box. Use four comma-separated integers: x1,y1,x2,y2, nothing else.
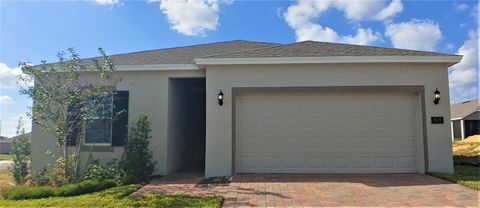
434,88,441,105
218,90,224,106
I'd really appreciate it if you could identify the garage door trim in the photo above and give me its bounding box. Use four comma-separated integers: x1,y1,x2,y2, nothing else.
231,86,427,174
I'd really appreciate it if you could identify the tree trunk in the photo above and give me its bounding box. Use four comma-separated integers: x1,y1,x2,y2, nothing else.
63,140,69,184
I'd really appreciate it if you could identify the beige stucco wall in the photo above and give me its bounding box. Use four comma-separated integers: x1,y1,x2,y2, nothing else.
205,63,454,176
31,62,454,177
31,69,205,175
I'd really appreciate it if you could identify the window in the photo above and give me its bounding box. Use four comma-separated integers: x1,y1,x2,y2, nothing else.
85,95,113,145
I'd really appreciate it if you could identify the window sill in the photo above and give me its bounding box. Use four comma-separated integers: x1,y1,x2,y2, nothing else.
79,144,114,152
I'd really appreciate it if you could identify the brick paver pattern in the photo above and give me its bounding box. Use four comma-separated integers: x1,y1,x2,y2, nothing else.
133,172,479,207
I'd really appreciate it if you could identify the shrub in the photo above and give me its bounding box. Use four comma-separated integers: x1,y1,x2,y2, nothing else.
2,186,53,200
47,154,77,186
11,119,31,184
119,114,155,184
82,158,124,185
1,180,116,200
53,180,116,197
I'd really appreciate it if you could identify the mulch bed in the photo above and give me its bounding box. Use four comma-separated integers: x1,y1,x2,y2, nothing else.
195,176,232,188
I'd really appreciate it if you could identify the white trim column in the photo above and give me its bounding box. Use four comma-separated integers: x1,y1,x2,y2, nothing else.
451,121,455,141
460,119,465,140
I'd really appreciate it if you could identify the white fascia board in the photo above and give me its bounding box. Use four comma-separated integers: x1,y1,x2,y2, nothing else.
115,64,200,71
195,56,463,66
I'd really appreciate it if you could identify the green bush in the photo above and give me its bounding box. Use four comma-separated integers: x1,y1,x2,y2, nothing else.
119,114,155,184
2,186,53,200
82,158,124,185
11,119,31,184
2,180,116,200
53,180,116,197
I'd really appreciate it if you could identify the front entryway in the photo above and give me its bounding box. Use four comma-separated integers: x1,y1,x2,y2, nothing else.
235,90,422,174
168,78,206,173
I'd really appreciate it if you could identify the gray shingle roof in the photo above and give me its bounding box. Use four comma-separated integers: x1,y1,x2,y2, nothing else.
451,99,480,119
201,41,458,59
90,40,280,65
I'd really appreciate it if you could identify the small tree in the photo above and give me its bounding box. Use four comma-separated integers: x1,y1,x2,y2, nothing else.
119,114,155,184
11,118,31,184
18,48,121,183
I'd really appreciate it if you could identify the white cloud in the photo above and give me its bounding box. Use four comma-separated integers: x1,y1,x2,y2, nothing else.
449,30,479,103
385,19,442,51
284,0,402,44
152,0,231,36
0,63,24,89
454,3,469,11
0,113,31,138
93,0,119,5
0,96,14,104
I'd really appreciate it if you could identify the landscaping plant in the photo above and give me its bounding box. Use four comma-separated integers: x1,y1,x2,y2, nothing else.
1,179,116,200
18,48,121,184
82,156,124,185
119,114,155,184
11,118,31,184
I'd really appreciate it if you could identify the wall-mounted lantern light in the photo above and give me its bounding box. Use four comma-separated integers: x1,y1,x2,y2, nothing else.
434,88,441,105
218,90,224,106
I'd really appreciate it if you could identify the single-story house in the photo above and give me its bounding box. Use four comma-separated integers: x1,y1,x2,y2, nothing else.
451,99,479,141
0,138,13,154
31,40,462,176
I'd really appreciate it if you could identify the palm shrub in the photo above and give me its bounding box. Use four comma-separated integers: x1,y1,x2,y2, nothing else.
119,114,155,184
11,118,31,184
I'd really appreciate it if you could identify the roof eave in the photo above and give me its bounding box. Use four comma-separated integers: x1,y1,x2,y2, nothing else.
195,55,463,66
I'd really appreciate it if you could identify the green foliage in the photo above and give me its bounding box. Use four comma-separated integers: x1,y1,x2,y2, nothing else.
18,48,121,182
82,157,124,185
0,184,224,208
11,118,31,184
1,179,116,200
119,114,155,184
428,165,480,190
47,154,77,186
32,167,50,186
1,186,53,200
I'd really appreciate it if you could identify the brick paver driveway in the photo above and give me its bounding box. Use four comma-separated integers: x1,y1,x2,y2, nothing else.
134,172,479,207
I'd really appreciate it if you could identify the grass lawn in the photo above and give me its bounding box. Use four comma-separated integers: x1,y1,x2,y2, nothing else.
429,165,480,190
0,154,13,160
0,184,223,207
0,169,15,193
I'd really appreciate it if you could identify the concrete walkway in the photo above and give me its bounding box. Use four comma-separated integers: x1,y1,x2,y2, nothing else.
0,160,12,170
134,172,479,207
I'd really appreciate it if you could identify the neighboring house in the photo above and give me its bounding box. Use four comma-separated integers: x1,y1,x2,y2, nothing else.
451,99,479,141
31,40,463,177
0,138,13,154
0,133,32,154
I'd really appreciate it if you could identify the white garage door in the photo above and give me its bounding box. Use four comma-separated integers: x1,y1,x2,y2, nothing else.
235,91,419,173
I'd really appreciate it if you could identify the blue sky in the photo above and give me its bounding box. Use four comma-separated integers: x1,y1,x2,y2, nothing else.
0,0,478,137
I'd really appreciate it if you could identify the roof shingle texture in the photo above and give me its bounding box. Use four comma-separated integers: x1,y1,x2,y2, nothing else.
451,99,480,119
202,41,458,58
76,40,458,66
91,40,280,65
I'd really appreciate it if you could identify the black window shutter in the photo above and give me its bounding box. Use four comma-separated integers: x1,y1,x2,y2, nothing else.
112,91,129,146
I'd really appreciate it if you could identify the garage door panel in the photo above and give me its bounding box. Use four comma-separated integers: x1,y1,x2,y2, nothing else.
236,91,419,173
